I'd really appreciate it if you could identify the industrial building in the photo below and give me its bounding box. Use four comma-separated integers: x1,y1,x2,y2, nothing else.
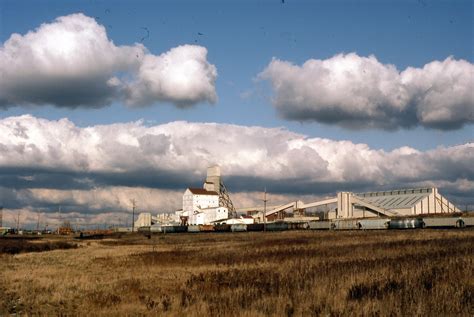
134,164,463,231
181,165,234,225
345,187,459,217
188,206,228,225
135,165,235,228
183,188,219,214
247,187,459,222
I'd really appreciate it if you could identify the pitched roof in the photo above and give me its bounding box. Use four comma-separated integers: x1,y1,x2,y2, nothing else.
187,188,219,195
357,188,432,209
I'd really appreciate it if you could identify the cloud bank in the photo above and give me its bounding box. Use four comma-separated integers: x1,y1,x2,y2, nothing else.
1,115,472,222
0,13,217,109
259,53,474,130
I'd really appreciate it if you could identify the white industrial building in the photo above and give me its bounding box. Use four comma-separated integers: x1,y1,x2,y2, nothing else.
134,212,181,229
183,188,219,215
214,215,255,225
134,213,153,228
246,187,460,221
180,165,235,225
337,187,460,218
134,166,236,229
188,207,228,225
183,188,229,225
135,162,461,230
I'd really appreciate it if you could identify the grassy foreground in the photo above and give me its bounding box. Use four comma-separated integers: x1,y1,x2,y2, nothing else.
1,229,473,316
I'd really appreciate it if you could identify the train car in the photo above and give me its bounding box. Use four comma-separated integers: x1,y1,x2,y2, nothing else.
388,218,424,229
230,224,247,232
187,225,200,233
265,222,288,231
331,219,359,230
357,218,390,230
461,216,474,227
287,222,310,230
246,223,264,231
159,225,188,233
199,225,215,232
309,221,331,230
137,226,151,233
422,217,462,228
214,224,231,232
150,225,163,233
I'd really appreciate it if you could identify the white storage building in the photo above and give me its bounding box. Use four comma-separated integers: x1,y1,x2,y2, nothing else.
337,187,460,218
183,188,219,214
188,207,228,225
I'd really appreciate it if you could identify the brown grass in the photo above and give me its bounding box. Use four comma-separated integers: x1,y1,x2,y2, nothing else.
0,236,77,254
1,229,473,316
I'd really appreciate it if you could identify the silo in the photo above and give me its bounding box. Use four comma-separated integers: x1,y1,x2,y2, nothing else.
204,165,221,193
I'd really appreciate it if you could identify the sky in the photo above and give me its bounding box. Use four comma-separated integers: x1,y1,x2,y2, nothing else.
0,0,472,228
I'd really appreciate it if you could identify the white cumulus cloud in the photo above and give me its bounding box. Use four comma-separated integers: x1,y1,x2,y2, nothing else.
124,45,217,107
0,114,472,189
1,115,473,224
259,53,474,130
0,13,217,109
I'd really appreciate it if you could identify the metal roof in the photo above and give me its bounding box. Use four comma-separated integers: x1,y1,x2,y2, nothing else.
356,188,433,210
186,188,219,195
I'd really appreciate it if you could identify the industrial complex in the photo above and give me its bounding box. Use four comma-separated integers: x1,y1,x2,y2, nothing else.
134,165,472,233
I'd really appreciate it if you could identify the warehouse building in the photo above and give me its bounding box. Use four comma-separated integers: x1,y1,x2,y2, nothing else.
337,187,460,218
248,187,460,221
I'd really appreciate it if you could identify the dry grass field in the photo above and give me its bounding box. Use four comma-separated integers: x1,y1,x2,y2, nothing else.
1,229,473,316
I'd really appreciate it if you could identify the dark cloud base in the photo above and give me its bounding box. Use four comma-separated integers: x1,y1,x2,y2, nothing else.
2,167,472,214
0,166,389,196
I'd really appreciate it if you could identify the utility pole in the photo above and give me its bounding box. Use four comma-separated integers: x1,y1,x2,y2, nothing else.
16,210,21,232
263,188,268,232
0,206,3,227
57,206,61,234
131,199,136,232
36,211,40,232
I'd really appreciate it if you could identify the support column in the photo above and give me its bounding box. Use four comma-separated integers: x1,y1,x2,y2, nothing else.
337,192,352,218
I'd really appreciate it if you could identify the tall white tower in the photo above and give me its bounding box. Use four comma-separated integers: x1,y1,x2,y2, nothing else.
203,165,236,216
204,165,221,193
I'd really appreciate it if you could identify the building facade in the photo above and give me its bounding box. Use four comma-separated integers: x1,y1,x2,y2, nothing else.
182,188,219,215
188,207,228,225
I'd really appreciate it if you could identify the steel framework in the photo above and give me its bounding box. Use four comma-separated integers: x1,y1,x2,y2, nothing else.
219,181,236,217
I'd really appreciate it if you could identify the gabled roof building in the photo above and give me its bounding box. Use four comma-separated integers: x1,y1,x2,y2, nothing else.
337,187,460,219
182,188,219,216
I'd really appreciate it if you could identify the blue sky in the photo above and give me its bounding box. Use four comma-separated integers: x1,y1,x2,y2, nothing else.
0,0,472,226
1,0,472,150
